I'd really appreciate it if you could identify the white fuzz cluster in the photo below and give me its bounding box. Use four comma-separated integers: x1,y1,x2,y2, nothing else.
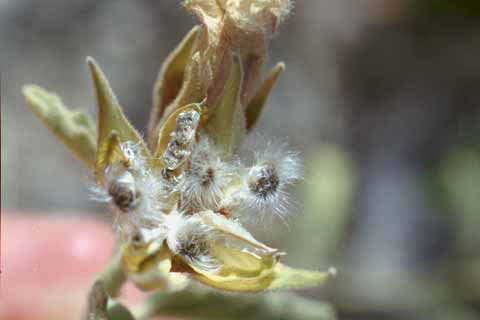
240,141,303,222
92,116,302,270
176,137,234,210
165,210,219,272
94,142,171,230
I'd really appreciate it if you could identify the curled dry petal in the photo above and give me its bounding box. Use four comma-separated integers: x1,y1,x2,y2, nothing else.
224,0,293,35
184,0,292,41
181,0,292,136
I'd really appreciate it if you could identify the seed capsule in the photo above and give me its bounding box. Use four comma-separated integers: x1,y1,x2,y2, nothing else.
107,170,140,212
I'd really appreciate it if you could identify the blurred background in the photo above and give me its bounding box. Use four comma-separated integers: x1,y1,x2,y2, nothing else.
3,1,480,319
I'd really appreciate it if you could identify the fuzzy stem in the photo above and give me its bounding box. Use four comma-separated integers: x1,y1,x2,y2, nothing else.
97,248,127,297
84,249,130,320
84,280,109,320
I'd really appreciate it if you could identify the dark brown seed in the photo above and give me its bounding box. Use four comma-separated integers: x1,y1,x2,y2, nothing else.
249,165,279,199
200,168,215,187
108,181,137,212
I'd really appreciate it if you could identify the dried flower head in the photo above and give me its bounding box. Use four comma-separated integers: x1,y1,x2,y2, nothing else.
22,0,335,295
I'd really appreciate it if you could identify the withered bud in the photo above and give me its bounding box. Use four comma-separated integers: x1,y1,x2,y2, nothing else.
225,0,293,36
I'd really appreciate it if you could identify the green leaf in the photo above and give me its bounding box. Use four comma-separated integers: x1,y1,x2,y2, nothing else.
86,57,150,183
148,25,200,147
245,62,284,131
207,57,246,156
22,85,97,167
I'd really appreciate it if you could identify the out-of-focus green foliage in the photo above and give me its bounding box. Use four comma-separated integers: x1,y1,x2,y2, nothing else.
293,144,356,264
439,148,480,254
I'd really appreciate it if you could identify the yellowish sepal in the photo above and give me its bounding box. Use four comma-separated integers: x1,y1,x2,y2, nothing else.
123,242,189,292
190,261,334,293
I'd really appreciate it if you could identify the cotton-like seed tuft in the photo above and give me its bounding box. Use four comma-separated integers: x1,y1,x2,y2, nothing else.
165,210,220,272
239,140,303,222
177,137,234,211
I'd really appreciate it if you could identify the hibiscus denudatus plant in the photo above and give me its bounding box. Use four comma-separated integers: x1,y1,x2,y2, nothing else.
23,0,336,319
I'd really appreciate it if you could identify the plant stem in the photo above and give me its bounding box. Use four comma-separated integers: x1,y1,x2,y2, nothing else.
134,289,337,320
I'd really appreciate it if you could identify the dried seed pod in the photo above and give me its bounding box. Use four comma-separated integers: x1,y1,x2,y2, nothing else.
161,109,201,170
163,140,191,170
174,110,200,144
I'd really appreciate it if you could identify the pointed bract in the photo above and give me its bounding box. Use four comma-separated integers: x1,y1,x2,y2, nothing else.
207,57,246,157
87,57,150,182
246,62,284,131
